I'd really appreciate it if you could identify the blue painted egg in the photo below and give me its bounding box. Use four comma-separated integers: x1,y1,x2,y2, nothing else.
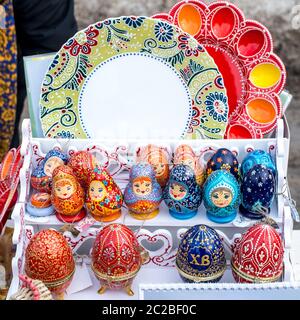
203,170,240,223
206,148,239,180
241,150,276,178
176,225,226,283
240,164,275,219
163,164,202,220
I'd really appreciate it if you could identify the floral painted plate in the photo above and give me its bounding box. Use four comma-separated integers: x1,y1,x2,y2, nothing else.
40,16,229,140
153,1,286,139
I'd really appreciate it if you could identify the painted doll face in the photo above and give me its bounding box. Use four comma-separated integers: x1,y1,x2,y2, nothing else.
44,156,64,177
89,180,107,201
133,178,152,196
178,156,195,171
211,188,233,208
54,179,75,199
152,162,165,177
169,182,187,201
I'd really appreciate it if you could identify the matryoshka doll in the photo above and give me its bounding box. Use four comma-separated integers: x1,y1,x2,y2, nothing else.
124,163,162,220
31,150,68,193
203,170,240,223
136,144,170,189
68,150,98,188
176,225,226,283
240,164,275,219
206,148,239,180
163,164,202,220
85,166,123,222
51,165,86,222
91,224,147,295
173,144,205,186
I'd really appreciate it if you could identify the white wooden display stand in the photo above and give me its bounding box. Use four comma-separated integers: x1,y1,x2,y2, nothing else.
7,116,299,300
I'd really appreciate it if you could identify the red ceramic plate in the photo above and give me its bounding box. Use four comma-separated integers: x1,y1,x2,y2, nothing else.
153,1,286,139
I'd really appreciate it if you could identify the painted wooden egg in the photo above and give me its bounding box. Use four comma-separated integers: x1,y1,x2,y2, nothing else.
31,150,68,193
203,170,241,223
206,148,239,180
231,223,284,283
163,164,202,220
51,165,86,223
25,229,75,299
176,225,226,283
86,166,123,222
124,163,162,220
240,164,275,219
241,149,276,178
68,151,98,188
91,223,145,296
136,144,170,188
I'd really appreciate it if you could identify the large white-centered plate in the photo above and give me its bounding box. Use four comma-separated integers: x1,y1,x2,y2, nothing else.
40,16,228,139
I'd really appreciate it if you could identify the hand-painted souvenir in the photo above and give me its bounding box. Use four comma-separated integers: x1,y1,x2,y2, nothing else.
163,164,202,220
51,165,86,222
231,222,284,283
240,164,275,219
206,148,239,180
241,150,276,178
176,225,226,283
124,164,162,220
68,150,98,188
25,229,75,299
31,150,68,193
26,192,55,217
203,170,240,223
173,144,205,186
91,224,147,296
85,166,123,222
136,144,170,189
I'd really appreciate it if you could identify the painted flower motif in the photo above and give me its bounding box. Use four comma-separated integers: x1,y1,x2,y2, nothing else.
121,247,132,260
1,108,15,121
57,130,75,139
205,92,228,123
123,16,145,28
178,34,205,57
63,26,99,56
154,21,173,42
95,18,120,29
102,247,115,261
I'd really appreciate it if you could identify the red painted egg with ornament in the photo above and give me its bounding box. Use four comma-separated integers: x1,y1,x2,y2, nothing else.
25,229,75,299
91,223,147,296
51,165,86,223
231,222,284,283
68,150,98,188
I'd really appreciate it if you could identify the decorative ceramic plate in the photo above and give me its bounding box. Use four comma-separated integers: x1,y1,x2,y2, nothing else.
153,1,286,139
40,16,229,140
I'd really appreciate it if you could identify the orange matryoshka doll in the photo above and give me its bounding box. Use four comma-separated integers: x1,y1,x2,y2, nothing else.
86,166,123,222
136,144,170,189
51,165,86,223
174,144,205,186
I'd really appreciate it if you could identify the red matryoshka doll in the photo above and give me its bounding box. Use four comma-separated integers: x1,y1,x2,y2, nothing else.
51,165,86,222
31,150,68,193
136,144,170,188
174,144,205,186
86,166,123,222
68,150,98,188
91,224,147,296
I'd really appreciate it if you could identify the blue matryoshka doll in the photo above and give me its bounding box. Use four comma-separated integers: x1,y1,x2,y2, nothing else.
176,225,226,283
124,163,162,220
203,170,240,223
241,149,276,178
163,164,202,220
240,164,275,219
31,149,68,193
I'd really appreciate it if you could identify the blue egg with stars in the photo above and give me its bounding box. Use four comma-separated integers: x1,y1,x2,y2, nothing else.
176,224,226,283
241,150,276,178
163,164,202,220
240,164,275,219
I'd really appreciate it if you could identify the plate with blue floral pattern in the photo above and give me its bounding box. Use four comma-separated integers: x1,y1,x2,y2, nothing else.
40,16,229,139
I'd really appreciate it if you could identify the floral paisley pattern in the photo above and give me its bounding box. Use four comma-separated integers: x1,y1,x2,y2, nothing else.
0,0,17,159
40,17,228,139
